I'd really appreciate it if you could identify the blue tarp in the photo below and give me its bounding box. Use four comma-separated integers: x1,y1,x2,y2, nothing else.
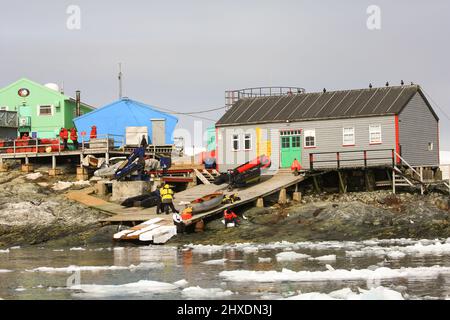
73,98,178,145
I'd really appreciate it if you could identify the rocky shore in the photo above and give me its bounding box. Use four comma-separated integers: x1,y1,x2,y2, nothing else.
0,170,449,248
169,191,450,245
0,170,113,247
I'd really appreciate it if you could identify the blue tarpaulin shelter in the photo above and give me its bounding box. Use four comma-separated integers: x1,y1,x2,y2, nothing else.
73,98,178,145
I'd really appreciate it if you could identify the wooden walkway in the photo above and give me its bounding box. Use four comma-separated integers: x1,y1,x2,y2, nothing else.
73,172,304,226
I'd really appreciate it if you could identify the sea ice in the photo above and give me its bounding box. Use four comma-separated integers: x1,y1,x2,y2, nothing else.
258,257,272,263
74,280,178,297
285,286,404,300
275,251,310,262
309,254,337,262
181,286,234,299
202,258,228,265
220,265,450,283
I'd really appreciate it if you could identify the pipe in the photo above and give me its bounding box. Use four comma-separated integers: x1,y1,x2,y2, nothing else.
75,90,81,117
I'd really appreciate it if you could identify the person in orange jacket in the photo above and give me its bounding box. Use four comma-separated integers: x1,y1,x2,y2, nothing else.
291,158,302,176
90,125,97,139
224,209,239,228
70,127,78,149
59,127,69,150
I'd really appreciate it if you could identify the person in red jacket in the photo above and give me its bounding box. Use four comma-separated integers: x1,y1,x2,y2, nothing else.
59,127,68,150
224,209,239,228
291,158,302,176
70,127,78,149
90,125,97,139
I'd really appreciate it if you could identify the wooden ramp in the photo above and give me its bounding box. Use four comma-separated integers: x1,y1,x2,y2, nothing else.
67,172,304,243
98,172,303,225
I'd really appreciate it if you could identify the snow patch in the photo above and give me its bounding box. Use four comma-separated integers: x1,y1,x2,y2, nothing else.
258,257,272,263
25,172,42,180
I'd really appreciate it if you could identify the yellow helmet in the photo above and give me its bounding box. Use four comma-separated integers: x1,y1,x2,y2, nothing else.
164,184,170,189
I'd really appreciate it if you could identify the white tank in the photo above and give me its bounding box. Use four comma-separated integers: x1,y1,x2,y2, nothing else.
44,83,60,92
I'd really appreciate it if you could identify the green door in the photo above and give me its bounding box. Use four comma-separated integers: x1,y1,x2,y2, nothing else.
280,134,301,168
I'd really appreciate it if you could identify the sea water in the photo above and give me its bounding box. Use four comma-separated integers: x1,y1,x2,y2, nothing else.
1,238,450,300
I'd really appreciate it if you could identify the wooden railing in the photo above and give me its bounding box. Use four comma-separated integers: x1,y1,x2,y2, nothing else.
309,149,396,170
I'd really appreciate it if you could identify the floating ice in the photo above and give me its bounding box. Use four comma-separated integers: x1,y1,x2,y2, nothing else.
9,246,21,250
74,280,178,298
202,258,228,265
69,247,86,251
185,244,225,254
386,251,406,259
181,286,234,299
309,255,337,262
52,249,64,252
26,265,131,273
174,279,189,287
0,249,9,254
276,251,310,262
258,257,272,263
15,287,26,292
285,286,404,300
220,265,450,283
0,269,12,273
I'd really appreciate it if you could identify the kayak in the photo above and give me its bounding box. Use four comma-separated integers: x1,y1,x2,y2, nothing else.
189,193,224,214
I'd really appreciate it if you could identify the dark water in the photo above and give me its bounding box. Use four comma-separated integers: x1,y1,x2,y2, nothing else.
1,239,450,300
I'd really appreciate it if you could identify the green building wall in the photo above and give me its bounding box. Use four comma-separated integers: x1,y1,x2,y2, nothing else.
0,78,94,139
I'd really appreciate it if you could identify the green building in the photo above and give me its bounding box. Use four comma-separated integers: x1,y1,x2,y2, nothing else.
0,78,94,139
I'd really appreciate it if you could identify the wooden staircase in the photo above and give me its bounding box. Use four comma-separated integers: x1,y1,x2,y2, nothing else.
193,169,221,185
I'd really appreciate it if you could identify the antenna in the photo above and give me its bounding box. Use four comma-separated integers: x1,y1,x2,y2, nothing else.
118,62,123,99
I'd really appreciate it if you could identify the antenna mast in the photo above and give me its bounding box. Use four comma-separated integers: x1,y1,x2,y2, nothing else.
118,63,123,99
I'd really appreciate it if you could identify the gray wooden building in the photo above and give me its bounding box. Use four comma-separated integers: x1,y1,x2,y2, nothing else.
215,85,440,173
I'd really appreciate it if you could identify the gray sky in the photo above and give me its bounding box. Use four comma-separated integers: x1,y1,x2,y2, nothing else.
1,0,449,150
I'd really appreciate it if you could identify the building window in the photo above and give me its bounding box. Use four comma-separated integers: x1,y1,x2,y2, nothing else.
292,136,301,148
281,136,290,148
232,134,240,151
304,129,316,147
343,127,355,146
38,105,53,116
369,124,382,144
0,106,8,111
428,142,434,151
244,133,252,150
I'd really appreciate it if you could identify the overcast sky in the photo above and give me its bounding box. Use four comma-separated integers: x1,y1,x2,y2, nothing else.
1,0,449,150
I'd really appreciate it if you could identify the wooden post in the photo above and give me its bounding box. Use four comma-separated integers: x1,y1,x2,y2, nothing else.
338,171,347,193
392,169,396,194
52,155,56,169
256,197,264,208
293,192,302,202
278,188,287,204
420,166,424,195
313,175,321,193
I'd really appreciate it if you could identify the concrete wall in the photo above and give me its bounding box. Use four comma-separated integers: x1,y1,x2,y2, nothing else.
217,115,396,172
399,92,440,167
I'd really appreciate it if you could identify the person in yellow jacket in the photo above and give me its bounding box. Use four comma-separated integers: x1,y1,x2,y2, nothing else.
160,184,179,215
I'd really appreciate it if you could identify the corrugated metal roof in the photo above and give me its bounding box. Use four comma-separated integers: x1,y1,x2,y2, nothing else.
216,85,432,126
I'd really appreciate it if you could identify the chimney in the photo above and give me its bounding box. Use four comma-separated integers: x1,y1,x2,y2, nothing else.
75,90,81,117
